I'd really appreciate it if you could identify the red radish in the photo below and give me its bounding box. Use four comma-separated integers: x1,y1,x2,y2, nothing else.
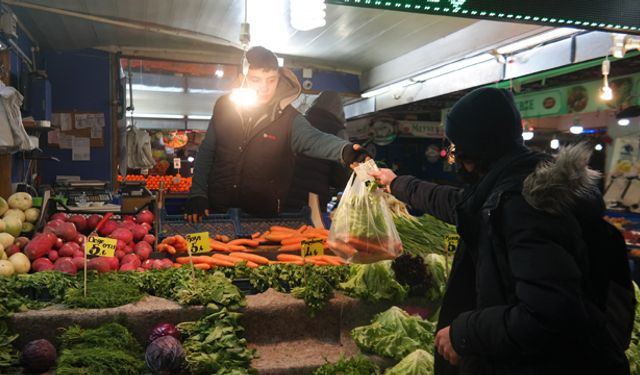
5,244,21,257
86,214,102,230
143,234,155,245
119,221,137,232
59,242,80,258
122,215,135,222
106,256,119,271
159,258,174,269
44,219,65,233
134,241,152,261
54,222,78,242
43,232,58,244
71,257,85,269
54,237,64,249
14,237,29,249
119,263,137,272
140,222,152,232
115,250,125,260
50,213,67,221
74,234,87,245
136,210,154,224
87,257,111,273
121,254,142,267
73,249,84,258
24,234,57,260
47,250,59,262
141,259,155,270
54,258,77,275
68,215,87,232
131,225,147,242
115,239,126,251
124,245,134,254
32,258,54,272
109,228,134,244
136,267,145,272
97,220,118,236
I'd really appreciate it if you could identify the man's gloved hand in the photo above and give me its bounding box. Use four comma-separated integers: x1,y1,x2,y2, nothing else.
184,196,210,223
342,144,371,168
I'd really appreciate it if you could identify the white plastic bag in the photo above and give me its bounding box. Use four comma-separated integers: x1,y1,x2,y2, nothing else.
126,126,155,169
328,172,403,263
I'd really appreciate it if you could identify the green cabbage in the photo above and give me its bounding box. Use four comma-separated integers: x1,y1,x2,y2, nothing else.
351,306,436,360
339,262,407,302
383,349,434,375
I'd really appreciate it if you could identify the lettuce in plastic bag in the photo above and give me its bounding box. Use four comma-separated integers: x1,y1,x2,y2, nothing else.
351,306,435,360
339,261,407,302
383,349,434,375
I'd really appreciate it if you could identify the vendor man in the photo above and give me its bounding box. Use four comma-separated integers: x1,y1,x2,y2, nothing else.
185,46,367,220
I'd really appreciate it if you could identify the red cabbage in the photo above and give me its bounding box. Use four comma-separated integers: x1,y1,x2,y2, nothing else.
145,335,184,374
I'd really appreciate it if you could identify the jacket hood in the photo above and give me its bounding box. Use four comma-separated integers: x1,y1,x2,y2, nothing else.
231,67,301,119
523,143,602,216
306,91,346,123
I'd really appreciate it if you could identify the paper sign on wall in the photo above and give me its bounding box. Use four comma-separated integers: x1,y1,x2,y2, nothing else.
72,137,90,161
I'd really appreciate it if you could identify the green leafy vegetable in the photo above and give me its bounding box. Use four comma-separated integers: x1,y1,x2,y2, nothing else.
178,305,256,375
0,321,19,372
56,323,145,375
314,354,381,375
292,271,334,317
383,349,434,375
175,272,245,309
352,306,436,360
393,214,456,257
339,262,407,302
64,277,145,308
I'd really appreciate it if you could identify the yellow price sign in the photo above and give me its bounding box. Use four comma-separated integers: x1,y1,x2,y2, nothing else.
186,232,210,254
85,236,117,257
301,238,324,257
444,234,460,253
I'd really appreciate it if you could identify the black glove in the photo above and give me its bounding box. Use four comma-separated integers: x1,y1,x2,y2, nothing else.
184,196,209,221
342,144,371,165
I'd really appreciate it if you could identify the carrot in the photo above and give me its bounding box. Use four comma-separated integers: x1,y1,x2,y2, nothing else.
228,238,260,247
229,252,270,265
175,257,192,264
265,232,296,242
327,240,357,258
227,244,248,252
212,255,259,268
281,236,307,245
210,239,230,252
297,224,308,232
270,225,298,233
279,243,302,251
346,238,389,253
319,255,346,265
277,254,303,262
172,263,182,268
193,263,211,270
251,232,261,239
194,256,235,267
165,245,177,255
220,235,231,243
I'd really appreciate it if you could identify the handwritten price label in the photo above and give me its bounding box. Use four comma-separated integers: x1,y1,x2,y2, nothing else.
85,236,117,257
444,234,460,253
186,232,210,254
301,238,324,257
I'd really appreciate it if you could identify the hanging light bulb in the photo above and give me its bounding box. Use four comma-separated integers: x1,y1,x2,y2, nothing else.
595,144,603,151
231,0,257,106
522,131,534,141
550,137,560,150
569,125,584,134
618,118,630,126
600,58,613,101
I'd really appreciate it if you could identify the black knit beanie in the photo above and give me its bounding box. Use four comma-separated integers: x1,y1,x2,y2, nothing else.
445,87,524,160
246,46,279,71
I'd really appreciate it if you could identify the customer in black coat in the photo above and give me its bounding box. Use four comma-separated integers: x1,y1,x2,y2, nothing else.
370,87,633,375
284,91,350,211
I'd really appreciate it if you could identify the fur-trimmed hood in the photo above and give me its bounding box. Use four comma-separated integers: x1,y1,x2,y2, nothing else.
523,143,602,216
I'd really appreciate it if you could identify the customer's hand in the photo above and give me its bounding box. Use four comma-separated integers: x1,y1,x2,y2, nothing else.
369,168,397,186
435,326,461,366
342,144,371,169
184,196,209,223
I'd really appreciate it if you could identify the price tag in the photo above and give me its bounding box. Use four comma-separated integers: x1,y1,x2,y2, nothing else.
301,238,324,257
85,236,117,257
141,168,149,175
173,158,181,169
186,232,210,254
444,234,460,253
354,159,378,182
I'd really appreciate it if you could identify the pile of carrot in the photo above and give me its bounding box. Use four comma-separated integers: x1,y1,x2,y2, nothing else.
157,235,189,254
173,251,346,269
258,225,330,251
274,253,346,266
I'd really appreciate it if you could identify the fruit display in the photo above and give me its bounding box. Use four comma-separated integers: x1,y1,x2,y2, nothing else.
117,174,192,192
0,193,40,237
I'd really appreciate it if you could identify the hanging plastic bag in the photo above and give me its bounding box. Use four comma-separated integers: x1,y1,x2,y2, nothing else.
328,164,403,264
0,83,34,153
126,126,155,169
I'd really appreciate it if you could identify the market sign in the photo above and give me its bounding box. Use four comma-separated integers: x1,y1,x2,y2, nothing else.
397,120,443,138
186,232,210,254
514,72,640,119
327,0,640,35
85,236,116,257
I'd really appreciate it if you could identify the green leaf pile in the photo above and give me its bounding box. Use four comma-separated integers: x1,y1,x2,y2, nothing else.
352,306,436,360
314,354,381,375
384,349,434,375
340,262,407,302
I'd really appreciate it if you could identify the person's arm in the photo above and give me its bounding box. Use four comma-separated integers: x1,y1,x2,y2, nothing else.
449,195,587,358
291,114,351,163
390,175,462,224
189,112,217,198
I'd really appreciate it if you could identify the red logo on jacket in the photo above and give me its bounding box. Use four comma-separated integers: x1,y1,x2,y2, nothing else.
263,133,277,141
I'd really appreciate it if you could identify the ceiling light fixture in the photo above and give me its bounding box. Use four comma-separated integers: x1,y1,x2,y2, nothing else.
290,0,326,31
522,131,534,141
595,143,603,151
611,34,640,58
550,137,560,150
230,0,257,107
495,27,580,55
618,118,630,126
600,57,613,101
214,68,224,78
616,105,640,125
